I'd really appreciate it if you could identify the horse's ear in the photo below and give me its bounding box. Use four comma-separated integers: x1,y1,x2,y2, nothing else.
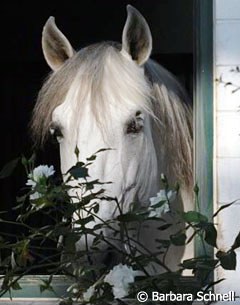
42,17,75,71
122,5,152,66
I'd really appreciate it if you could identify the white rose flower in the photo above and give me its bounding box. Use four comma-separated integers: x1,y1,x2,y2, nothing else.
83,285,95,302
26,165,55,199
104,264,142,299
27,165,55,185
148,189,176,218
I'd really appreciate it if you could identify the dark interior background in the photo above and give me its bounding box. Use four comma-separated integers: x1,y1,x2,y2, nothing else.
0,0,193,238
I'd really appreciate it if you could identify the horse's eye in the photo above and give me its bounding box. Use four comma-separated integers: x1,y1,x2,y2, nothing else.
49,124,63,143
126,112,144,134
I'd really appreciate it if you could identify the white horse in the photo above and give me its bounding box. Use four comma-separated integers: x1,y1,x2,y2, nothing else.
32,5,193,271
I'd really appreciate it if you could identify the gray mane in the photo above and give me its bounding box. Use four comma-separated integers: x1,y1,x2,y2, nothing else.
145,60,192,187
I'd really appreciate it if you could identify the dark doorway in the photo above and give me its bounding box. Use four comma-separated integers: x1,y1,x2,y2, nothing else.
0,0,193,261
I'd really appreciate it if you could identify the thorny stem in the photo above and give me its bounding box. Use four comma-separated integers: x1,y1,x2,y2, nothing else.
76,202,171,273
65,172,173,273
0,219,34,231
114,197,135,259
1,164,180,298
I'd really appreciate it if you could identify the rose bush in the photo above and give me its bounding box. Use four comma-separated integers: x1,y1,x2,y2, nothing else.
0,151,239,305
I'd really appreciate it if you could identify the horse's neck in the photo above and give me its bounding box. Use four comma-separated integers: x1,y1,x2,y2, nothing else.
152,130,174,185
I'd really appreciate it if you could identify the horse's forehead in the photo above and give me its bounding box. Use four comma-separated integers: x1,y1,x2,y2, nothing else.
52,88,145,125
51,47,151,129
52,101,134,132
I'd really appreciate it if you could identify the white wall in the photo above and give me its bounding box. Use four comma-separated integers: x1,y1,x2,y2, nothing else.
215,0,240,298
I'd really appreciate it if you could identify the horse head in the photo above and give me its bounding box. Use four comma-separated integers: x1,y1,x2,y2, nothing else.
32,5,192,269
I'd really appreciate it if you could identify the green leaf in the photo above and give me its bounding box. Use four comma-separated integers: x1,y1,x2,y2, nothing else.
87,155,97,161
21,155,28,167
74,146,80,159
11,282,22,290
160,174,167,184
196,259,218,270
0,157,20,179
150,200,167,209
204,278,225,291
68,163,89,179
94,148,112,154
85,182,95,191
40,276,53,293
232,231,240,250
181,257,217,270
170,232,187,246
117,213,146,222
16,194,28,203
1,275,11,290
213,201,237,218
155,239,171,248
74,215,94,226
182,211,208,223
28,152,36,164
216,250,237,270
193,184,199,195
93,204,99,214
181,257,201,269
157,223,172,231
204,223,217,248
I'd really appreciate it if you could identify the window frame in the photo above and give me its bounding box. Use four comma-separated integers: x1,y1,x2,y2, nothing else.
194,0,214,258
